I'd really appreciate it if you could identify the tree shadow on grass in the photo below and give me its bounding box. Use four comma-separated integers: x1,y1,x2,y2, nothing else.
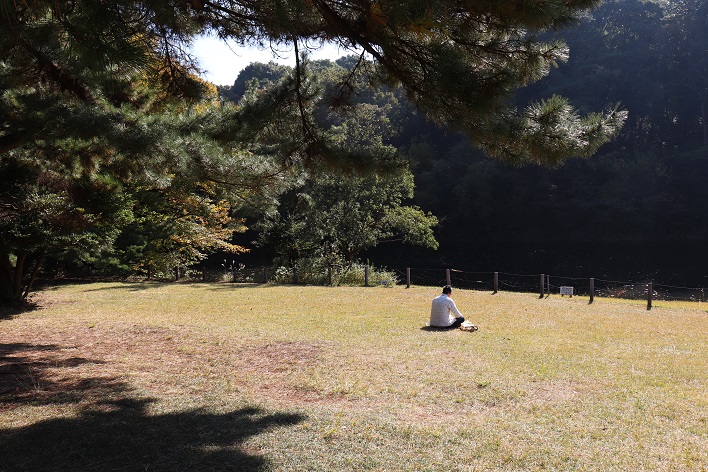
1,400,304,471
0,301,39,320
81,282,268,293
81,281,172,292
0,343,305,471
0,343,118,407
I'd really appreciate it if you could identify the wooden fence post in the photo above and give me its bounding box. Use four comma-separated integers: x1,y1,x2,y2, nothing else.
647,282,653,310
589,278,595,304
175,266,179,281
293,265,298,285
365,265,369,287
539,274,545,298
406,268,411,288
446,269,451,286
328,266,333,286
493,272,498,294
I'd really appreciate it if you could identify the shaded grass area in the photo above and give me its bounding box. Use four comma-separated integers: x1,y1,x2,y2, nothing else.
1,282,707,471
0,336,303,471
1,398,302,471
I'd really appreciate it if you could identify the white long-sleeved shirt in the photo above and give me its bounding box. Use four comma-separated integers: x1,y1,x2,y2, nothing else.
429,294,463,327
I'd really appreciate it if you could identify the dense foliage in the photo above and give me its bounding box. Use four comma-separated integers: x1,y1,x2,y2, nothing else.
223,60,439,274
1,0,627,300
0,1,288,300
413,0,708,251
225,0,708,281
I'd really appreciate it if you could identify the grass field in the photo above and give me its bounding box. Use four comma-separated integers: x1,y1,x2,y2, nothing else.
1,282,706,471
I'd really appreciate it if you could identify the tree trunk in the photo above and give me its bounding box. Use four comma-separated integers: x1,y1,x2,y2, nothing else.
13,254,25,295
1,254,15,300
0,252,26,302
23,252,46,300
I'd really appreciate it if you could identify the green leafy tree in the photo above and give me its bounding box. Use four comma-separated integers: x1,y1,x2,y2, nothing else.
0,157,134,299
234,58,438,271
218,62,293,104
107,185,247,278
257,168,438,270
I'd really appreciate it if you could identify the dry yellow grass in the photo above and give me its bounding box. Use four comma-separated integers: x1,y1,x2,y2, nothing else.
1,282,706,471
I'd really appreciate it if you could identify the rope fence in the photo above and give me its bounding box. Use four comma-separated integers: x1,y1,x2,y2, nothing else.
172,263,705,310
400,267,708,310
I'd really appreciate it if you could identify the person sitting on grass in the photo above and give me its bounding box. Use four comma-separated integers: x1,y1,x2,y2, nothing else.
429,285,465,329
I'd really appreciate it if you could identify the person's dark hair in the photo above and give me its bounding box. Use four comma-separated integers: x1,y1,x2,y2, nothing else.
442,285,452,294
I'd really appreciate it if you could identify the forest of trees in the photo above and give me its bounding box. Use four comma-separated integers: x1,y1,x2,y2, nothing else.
2,0,706,301
221,0,708,283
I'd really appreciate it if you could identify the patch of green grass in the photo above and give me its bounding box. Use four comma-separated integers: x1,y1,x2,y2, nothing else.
1,282,706,471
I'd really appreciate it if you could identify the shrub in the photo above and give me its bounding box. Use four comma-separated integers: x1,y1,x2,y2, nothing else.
270,260,399,286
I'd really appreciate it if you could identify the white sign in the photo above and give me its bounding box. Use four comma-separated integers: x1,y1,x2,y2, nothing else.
560,286,574,297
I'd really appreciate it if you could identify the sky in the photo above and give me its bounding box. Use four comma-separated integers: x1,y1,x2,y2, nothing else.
190,35,352,86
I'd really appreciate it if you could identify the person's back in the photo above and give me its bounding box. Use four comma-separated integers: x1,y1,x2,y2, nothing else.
429,285,464,328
